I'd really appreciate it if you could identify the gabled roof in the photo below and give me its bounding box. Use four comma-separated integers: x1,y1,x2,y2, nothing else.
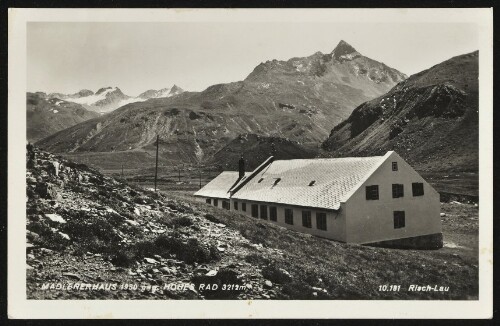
194,171,250,199
231,154,389,210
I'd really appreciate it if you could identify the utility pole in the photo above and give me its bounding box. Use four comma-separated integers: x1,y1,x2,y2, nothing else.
199,165,202,189
154,135,159,192
178,165,181,183
121,164,124,179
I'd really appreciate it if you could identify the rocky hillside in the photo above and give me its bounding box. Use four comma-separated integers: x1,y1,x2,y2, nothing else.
26,145,478,300
27,92,100,142
211,133,318,171
322,51,479,173
36,41,406,165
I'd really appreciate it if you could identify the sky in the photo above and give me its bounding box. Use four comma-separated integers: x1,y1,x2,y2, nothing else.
27,22,478,96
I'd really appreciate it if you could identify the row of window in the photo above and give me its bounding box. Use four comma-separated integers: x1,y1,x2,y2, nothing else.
205,198,404,230
248,203,327,230
366,182,424,200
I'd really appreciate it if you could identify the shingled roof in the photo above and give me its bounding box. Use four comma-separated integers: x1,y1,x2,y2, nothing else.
231,153,389,210
194,171,250,199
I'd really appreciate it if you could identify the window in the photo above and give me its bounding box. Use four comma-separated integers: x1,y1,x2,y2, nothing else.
394,211,405,229
412,182,424,196
251,204,258,218
392,184,404,198
222,201,230,210
242,203,247,212
205,198,211,204
366,185,379,200
285,209,294,225
270,206,277,221
316,213,327,231
302,211,312,228
392,162,398,171
213,199,218,207
260,205,268,219
234,201,239,210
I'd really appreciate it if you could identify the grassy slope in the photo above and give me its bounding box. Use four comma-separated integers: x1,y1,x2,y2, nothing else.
168,191,479,300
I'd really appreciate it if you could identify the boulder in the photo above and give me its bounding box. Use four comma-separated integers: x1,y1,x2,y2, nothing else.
45,213,66,224
35,183,61,200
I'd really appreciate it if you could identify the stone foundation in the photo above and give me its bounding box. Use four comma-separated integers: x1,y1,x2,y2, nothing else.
366,233,443,250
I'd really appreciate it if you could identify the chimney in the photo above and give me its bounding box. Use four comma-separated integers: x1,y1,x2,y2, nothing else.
238,155,245,179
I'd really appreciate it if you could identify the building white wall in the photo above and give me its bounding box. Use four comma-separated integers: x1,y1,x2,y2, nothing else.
344,152,441,244
195,196,230,210
229,199,347,242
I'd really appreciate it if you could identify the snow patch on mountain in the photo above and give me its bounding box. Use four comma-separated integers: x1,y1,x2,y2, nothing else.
70,87,119,106
138,85,184,100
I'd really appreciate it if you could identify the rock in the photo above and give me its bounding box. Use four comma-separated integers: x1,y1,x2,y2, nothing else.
217,246,226,252
39,248,53,254
440,213,446,217
27,253,35,260
125,219,139,226
50,161,60,176
159,267,171,274
246,284,253,290
195,267,209,274
264,280,273,288
62,272,81,280
36,183,61,200
45,213,66,224
58,232,70,240
205,270,218,277
27,264,34,270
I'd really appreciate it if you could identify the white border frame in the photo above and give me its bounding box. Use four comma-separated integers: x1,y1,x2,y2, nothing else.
8,8,493,319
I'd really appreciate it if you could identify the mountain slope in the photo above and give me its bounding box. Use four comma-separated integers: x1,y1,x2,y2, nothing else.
322,51,478,173
211,133,318,171
37,41,406,165
27,92,100,142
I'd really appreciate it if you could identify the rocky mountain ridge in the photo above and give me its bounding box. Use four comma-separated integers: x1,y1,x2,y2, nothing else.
322,51,479,173
36,41,406,166
42,85,185,113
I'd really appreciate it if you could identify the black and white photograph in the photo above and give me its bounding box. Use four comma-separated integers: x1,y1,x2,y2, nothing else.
7,7,493,319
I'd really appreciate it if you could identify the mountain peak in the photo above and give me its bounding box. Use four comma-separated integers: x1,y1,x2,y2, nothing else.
170,84,183,93
331,40,361,61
